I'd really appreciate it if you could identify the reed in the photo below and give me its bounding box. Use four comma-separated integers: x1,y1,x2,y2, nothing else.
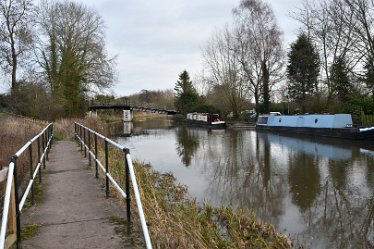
82,118,304,249
105,149,302,249
0,115,46,221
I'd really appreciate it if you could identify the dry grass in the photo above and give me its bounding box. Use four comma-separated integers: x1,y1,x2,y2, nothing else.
103,147,301,249
132,112,168,122
0,115,47,221
53,117,106,140
0,116,45,167
78,117,303,248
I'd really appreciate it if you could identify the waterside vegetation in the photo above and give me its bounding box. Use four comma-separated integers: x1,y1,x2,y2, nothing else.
77,118,303,249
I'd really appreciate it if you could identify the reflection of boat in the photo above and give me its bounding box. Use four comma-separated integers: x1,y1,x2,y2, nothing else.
186,113,226,129
256,114,374,140
258,131,354,160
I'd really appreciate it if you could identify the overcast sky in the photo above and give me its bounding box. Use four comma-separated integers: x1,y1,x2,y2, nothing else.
78,0,302,97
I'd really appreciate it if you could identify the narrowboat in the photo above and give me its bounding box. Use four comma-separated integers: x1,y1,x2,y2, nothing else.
256,113,374,140
186,113,226,128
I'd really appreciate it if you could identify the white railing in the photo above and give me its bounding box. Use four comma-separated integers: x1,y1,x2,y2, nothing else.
74,122,152,249
0,123,53,249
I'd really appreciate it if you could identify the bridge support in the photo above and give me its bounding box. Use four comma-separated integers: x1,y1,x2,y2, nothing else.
123,110,133,122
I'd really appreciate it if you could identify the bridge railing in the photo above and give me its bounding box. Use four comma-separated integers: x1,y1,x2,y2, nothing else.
74,122,152,249
0,123,53,249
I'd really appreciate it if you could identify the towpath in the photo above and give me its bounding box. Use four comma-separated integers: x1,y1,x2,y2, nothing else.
21,140,132,249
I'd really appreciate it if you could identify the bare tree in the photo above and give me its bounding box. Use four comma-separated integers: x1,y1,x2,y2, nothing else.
294,0,358,103
0,0,34,90
203,27,247,118
343,0,374,70
233,0,284,114
35,0,116,116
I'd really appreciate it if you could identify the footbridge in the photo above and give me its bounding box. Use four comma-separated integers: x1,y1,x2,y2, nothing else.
89,104,178,115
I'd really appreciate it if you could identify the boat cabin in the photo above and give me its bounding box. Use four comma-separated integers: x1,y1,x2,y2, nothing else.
257,114,353,129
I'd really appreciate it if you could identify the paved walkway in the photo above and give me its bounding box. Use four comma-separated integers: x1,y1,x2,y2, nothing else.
21,141,132,249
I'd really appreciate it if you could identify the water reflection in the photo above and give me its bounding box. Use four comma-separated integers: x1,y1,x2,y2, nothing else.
115,122,374,249
175,126,199,166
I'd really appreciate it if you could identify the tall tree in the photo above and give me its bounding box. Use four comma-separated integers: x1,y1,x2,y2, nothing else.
294,0,356,104
233,0,284,114
203,27,246,118
36,0,115,117
330,56,352,102
174,70,199,114
0,0,34,90
174,70,194,97
364,56,374,101
287,33,320,111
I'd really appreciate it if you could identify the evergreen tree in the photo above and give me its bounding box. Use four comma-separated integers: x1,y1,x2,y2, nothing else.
174,70,199,114
262,61,270,113
287,33,320,112
364,56,374,99
174,70,195,97
330,57,351,102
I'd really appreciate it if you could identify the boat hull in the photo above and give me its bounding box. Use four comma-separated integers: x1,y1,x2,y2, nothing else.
186,119,226,129
256,125,374,140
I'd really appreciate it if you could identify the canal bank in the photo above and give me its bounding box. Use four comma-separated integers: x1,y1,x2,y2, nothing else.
80,117,302,248
111,117,374,249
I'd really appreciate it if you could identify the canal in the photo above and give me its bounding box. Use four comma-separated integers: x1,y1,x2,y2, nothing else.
111,118,374,249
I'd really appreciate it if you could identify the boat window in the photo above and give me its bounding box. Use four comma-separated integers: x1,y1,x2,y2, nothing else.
279,118,282,123
315,118,318,123
257,116,268,125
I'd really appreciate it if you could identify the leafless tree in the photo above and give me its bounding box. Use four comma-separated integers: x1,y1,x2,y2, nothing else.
0,0,34,90
343,0,374,69
233,0,284,113
294,0,360,103
203,27,247,117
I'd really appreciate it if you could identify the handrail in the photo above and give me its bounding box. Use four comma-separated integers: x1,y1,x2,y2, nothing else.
74,122,152,249
0,123,53,249
0,163,15,249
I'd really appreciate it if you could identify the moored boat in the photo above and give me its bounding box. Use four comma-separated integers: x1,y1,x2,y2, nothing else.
186,113,226,128
256,113,374,140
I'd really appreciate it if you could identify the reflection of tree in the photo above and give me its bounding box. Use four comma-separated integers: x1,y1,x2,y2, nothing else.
201,130,374,248
288,153,321,211
364,155,374,190
175,126,199,166
202,130,287,227
328,160,348,190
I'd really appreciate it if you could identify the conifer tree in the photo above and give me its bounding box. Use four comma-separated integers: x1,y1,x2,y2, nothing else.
330,57,351,102
287,33,320,111
174,70,199,114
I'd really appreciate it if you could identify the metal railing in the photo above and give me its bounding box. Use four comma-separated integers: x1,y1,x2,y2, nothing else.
74,122,152,249
0,123,53,249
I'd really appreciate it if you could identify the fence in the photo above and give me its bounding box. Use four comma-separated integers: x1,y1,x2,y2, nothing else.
74,122,152,249
0,123,53,249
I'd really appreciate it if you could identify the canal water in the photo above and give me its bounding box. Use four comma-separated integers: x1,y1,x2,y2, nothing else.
111,118,374,249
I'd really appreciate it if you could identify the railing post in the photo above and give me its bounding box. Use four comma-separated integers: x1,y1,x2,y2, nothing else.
84,128,87,158
88,130,91,166
95,133,98,179
124,148,131,232
80,126,83,151
45,129,49,161
42,132,46,169
50,124,54,146
37,137,42,183
105,140,109,198
29,145,34,205
11,156,21,245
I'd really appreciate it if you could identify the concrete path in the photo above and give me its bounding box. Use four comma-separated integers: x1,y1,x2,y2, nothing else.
21,140,132,249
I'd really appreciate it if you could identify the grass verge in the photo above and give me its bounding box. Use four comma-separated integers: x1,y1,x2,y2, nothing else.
103,147,302,249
